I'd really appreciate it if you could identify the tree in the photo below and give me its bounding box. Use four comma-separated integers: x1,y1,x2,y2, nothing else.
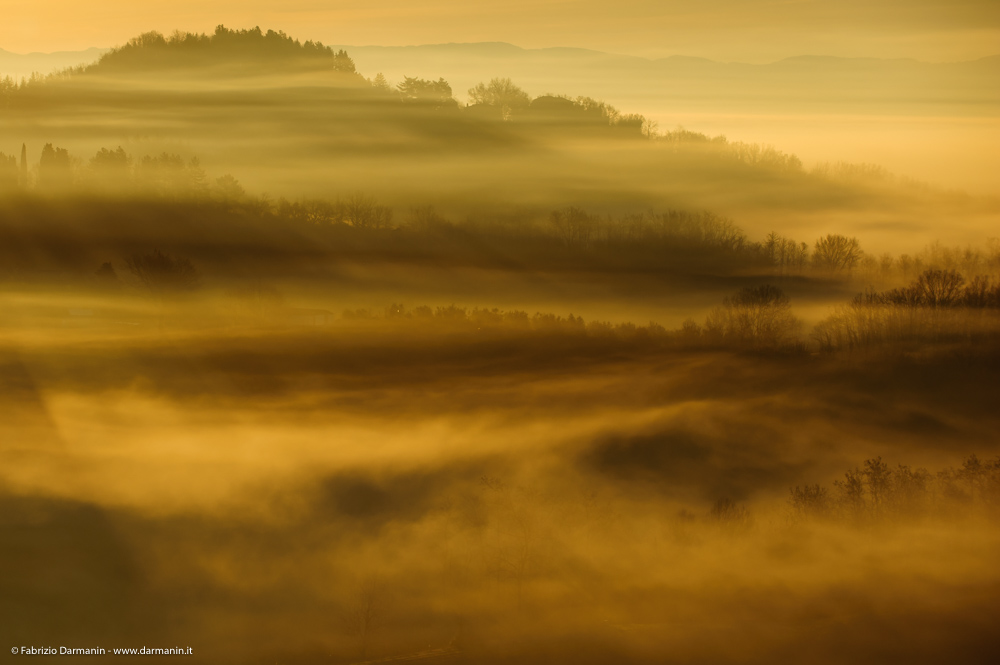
340,193,393,230
38,143,72,190
135,153,206,195
912,268,965,307
641,117,659,139
833,467,866,520
0,152,16,190
124,250,200,295
467,77,531,120
704,284,799,349
370,72,391,92
549,207,595,246
863,457,891,518
214,174,245,200
90,146,132,186
709,497,752,530
342,577,387,660
19,143,27,186
789,484,829,519
396,76,454,105
813,234,862,273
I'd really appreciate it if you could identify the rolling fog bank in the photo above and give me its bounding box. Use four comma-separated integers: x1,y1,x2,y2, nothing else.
3,306,1000,663
2,25,999,664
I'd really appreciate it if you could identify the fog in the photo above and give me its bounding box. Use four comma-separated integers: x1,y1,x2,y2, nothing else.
2,23,1000,665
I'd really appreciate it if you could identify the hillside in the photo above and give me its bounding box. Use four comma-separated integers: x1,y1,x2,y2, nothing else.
1,26,997,249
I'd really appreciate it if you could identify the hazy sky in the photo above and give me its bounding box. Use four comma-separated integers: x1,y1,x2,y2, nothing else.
3,0,999,62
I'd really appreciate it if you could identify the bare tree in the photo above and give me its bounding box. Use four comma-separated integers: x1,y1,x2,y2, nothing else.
704,284,799,349
863,457,891,518
124,250,200,295
813,234,862,273
912,268,965,307
789,484,829,520
342,577,387,660
834,467,866,520
709,497,752,527
341,193,393,230
468,77,531,120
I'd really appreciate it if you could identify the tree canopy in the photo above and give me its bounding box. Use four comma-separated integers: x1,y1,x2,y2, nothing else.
396,77,455,105
90,25,357,74
468,78,531,120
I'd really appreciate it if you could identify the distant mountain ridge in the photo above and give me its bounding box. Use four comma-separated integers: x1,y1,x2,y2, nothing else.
4,38,997,117
0,47,107,79
331,42,1000,116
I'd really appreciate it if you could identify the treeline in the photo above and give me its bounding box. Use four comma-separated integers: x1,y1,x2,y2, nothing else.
340,302,671,341
790,454,1000,523
4,145,998,289
87,25,357,74
0,143,231,197
814,269,1000,352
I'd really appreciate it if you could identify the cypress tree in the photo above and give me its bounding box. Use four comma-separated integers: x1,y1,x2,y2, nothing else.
19,143,27,186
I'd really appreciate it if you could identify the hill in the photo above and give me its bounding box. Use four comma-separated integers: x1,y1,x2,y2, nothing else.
0,26,997,250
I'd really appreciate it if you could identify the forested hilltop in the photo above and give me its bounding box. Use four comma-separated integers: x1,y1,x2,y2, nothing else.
85,25,359,74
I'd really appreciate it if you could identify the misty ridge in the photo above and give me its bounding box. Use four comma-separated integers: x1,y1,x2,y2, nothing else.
2,23,1000,665
4,24,997,217
2,142,1000,358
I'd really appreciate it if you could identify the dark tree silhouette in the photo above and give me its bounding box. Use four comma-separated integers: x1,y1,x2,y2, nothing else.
396,76,455,105
705,284,799,349
19,143,27,186
912,268,966,307
38,143,72,190
125,250,200,295
0,152,17,190
468,77,531,120
813,234,862,272
91,25,357,74
90,146,132,185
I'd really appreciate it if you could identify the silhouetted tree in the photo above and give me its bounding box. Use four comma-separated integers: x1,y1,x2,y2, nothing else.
342,577,387,660
136,153,206,195
38,143,72,190
341,193,393,229
214,174,245,200
92,25,357,74
124,250,200,295
709,497,752,530
789,484,829,519
397,76,455,105
704,284,799,349
90,146,132,186
912,268,966,307
19,143,27,186
863,457,891,518
550,207,596,246
834,467,866,520
0,152,17,191
763,231,810,274
813,234,862,273
370,72,391,92
468,77,531,120
93,262,120,289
